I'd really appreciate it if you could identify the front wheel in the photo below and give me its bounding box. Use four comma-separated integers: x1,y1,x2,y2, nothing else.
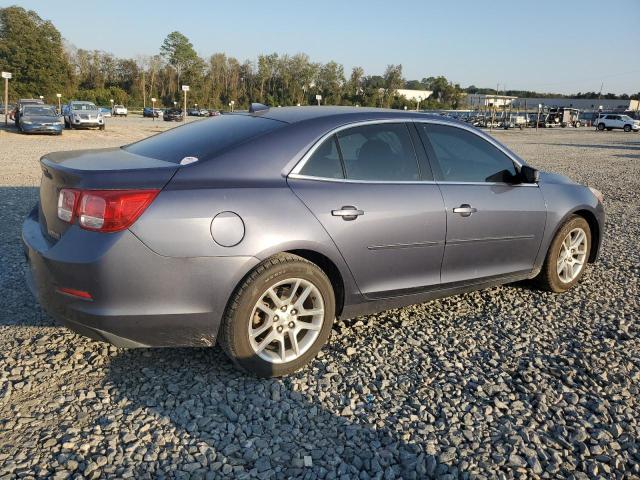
624,124,631,132
219,253,335,377
534,215,591,293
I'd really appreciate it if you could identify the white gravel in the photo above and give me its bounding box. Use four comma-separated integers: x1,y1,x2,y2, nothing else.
0,119,638,479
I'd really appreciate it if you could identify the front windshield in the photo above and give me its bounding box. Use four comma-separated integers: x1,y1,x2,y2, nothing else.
23,106,57,117
72,103,97,111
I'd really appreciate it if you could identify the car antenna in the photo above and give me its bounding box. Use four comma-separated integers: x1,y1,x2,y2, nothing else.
249,103,269,114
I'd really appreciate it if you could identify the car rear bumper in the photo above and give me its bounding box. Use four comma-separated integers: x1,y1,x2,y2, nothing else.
22,205,259,348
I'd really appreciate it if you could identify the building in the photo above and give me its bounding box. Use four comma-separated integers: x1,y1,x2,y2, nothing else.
394,89,433,102
464,94,517,108
511,97,639,112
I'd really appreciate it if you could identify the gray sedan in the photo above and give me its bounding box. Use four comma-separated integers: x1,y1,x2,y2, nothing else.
18,104,63,135
22,106,605,377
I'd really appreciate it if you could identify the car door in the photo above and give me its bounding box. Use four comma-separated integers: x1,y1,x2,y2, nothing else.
416,122,546,284
288,122,446,298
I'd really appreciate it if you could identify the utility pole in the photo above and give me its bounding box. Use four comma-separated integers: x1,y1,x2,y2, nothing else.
2,71,11,125
56,93,62,113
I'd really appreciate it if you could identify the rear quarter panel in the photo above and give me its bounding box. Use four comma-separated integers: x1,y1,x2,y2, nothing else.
129,184,361,304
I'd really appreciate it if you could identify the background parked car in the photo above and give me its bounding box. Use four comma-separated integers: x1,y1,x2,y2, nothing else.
12,98,44,126
595,114,639,132
208,109,221,117
163,108,183,121
112,104,128,117
186,108,201,116
18,104,63,135
63,101,105,130
99,107,112,118
143,107,164,118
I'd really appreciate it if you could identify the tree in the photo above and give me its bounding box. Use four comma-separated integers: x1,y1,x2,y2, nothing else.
0,6,73,99
316,61,344,105
160,31,202,96
382,64,404,107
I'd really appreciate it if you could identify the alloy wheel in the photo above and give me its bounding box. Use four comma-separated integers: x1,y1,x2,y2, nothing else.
556,227,588,283
248,278,324,364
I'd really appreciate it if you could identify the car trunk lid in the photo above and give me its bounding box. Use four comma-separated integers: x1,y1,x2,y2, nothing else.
39,147,178,241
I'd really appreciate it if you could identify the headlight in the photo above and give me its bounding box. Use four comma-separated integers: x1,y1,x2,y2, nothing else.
588,186,604,203
22,120,33,125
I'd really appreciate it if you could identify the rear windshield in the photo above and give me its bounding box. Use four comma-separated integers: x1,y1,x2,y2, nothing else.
124,114,285,163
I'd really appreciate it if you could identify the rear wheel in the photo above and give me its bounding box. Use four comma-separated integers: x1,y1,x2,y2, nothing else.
535,215,591,293
597,123,605,131
219,253,335,377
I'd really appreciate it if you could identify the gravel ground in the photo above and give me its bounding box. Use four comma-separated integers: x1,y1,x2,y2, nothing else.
0,119,638,479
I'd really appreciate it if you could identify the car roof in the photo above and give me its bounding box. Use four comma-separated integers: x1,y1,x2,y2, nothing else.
239,105,457,126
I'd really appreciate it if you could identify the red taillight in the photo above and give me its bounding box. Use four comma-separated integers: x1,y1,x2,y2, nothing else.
56,287,93,300
57,189,159,232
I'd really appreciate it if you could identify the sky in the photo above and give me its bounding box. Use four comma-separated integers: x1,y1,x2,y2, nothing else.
4,0,640,94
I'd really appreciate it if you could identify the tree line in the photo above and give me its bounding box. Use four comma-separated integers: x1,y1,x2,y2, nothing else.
1,6,637,110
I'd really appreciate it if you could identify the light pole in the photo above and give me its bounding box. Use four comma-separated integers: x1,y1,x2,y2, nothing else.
56,93,62,113
230,100,235,112
151,97,156,122
182,85,189,122
110,99,114,113
2,71,11,125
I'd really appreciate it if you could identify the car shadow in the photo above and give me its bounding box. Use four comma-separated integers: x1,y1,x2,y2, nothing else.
0,186,54,327
104,346,457,479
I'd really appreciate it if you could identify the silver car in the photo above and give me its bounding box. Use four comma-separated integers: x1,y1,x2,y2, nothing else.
63,101,105,130
23,106,605,377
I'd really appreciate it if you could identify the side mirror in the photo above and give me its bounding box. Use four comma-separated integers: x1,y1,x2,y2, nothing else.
520,165,539,183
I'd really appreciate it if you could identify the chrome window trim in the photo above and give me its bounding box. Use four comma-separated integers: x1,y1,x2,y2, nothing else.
288,118,534,187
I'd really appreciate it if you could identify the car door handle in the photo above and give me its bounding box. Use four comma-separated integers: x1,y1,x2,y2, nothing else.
332,206,364,221
453,204,477,217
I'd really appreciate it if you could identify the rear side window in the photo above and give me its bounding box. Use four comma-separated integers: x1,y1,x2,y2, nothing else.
336,124,419,181
124,115,284,163
419,124,517,183
299,136,344,179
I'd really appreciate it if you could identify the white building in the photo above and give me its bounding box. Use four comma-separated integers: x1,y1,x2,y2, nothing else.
465,94,517,108
395,89,433,102
511,97,639,112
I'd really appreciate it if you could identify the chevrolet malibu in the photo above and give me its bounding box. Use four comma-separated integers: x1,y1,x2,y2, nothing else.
23,106,605,377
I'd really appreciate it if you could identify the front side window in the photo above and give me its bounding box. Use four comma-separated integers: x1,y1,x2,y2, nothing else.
336,124,419,181
299,136,344,179
419,124,517,183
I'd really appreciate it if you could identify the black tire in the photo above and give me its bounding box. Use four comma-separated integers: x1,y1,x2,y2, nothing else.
64,119,69,129
219,253,335,377
624,124,631,132
99,124,105,131
597,123,605,131
534,215,591,293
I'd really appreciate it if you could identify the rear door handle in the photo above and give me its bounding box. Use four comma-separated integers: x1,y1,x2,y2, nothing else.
332,206,364,221
453,204,477,217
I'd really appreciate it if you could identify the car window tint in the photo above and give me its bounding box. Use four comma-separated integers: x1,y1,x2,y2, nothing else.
336,124,419,181
124,115,285,163
299,136,344,179
420,124,517,183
